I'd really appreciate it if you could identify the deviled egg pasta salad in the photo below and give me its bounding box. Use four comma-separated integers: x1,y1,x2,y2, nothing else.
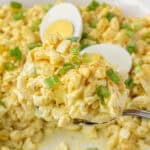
0,1,150,150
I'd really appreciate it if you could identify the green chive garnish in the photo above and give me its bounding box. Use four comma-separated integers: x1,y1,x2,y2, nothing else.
13,11,24,20
3,62,15,71
10,1,22,9
126,30,134,37
105,12,115,21
72,48,79,57
9,47,22,61
67,37,79,42
44,75,60,89
107,68,120,83
120,23,132,30
96,85,110,105
73,61,80,67
127,42,136,54
125,76,134,89
57,63,74,76
87,0,99,11
28,43,41,50
72,48,79,62
30,19,41,32
120,23,134,37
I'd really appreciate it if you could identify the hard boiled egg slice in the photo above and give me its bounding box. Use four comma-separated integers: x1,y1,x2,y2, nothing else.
40,2,83,42
81,44,132,78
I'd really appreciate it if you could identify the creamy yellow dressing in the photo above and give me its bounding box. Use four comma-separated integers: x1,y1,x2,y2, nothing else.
44,19,74,40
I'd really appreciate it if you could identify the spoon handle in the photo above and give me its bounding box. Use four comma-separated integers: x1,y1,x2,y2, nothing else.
123,109,150,119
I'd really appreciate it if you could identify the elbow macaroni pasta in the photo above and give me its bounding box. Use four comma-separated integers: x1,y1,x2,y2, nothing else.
0,1,150,150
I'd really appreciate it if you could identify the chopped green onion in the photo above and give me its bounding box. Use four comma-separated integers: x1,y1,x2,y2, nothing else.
127,42,136,54
0,100,5,107
10,1,22,9
96,85,110,105
71,48,80,67
81,53,90,63
13,11,24,20
44,75,60,89
87,0,99,11
72,48,80,62
67,37,79,42
57,63,74,76
96,85,110,98
91,20,98,28
3,62,15,71
28,43,41,50
105,12,115,21
107,68,120,83
125,76,134,89
126,30,134,37
9,47,22,61
73,61,80,67
133,59,142,73
120,23,132,30
72,48,79,57
30,19,41,32
79,44,89,51
43,3,53,12
121,23,134,37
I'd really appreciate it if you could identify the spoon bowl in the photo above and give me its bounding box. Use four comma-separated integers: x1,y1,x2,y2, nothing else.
78,44,150,125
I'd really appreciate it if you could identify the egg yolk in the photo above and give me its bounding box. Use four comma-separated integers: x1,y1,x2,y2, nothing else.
44,19,74,40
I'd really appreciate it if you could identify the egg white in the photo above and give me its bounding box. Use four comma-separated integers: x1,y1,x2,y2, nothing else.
40,2,83,42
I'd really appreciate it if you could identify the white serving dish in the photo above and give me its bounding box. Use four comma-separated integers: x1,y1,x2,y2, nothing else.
0,0,150,150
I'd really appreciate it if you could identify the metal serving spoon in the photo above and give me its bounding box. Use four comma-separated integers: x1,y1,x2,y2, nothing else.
76,44,150,125
73,109,150,125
